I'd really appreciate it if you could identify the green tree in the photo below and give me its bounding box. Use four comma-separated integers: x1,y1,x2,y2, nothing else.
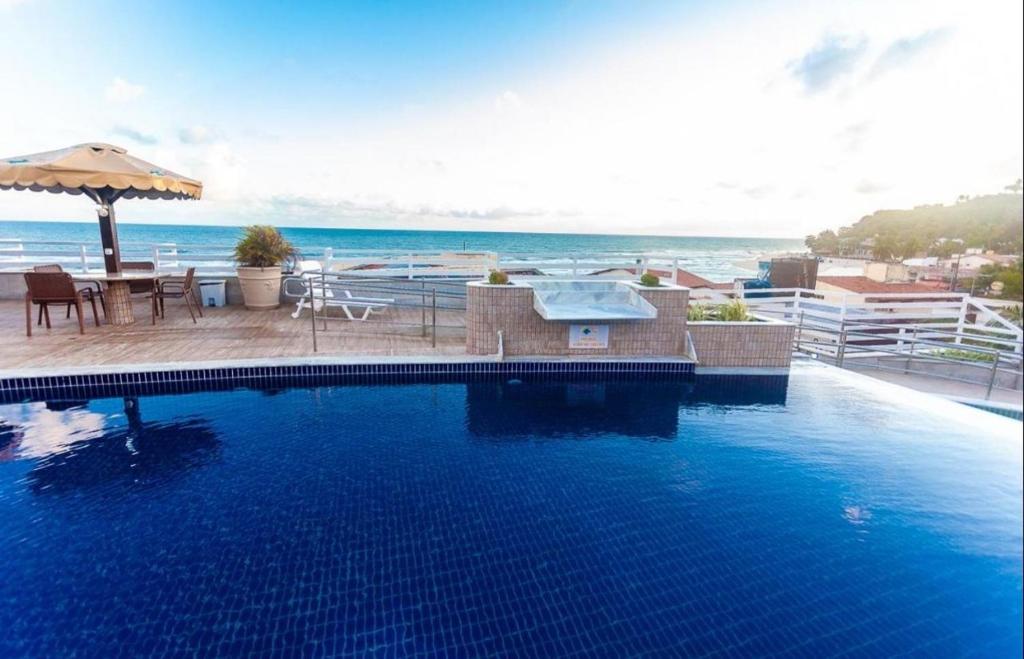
871,234,899,262
929,239,961,258
976,260,1023,299
898,236,922,259
805,229,839,254
815,192,1021,255
996,263,1023,299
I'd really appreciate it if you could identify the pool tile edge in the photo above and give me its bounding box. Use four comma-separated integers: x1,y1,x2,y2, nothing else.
0,357,698,402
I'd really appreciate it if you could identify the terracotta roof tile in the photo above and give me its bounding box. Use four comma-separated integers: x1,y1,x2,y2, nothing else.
591,267,723,288
816,276,937,294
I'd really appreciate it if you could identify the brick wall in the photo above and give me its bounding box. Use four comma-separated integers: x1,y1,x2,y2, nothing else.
466,282,689,357
687,321,795,368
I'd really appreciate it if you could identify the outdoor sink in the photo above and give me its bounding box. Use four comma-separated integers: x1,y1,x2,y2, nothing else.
529,281,657,321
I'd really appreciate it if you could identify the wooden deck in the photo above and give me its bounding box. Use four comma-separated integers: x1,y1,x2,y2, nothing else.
0,299,466,371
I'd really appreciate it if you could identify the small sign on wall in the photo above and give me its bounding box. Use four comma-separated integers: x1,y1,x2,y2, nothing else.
569,324,609,349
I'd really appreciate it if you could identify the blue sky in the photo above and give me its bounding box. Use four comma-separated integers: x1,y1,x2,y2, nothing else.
6,1,698,129
1,0,1022,237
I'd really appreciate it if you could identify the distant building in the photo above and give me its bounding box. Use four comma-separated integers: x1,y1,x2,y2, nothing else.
815,276,943,302
863,262,910,283
588,267,734,299
947,254,1001,271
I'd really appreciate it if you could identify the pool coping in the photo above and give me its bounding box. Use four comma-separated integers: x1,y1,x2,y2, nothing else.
943,395,1024,420
0,355,793,380
0,354,703,380
0,355,716,402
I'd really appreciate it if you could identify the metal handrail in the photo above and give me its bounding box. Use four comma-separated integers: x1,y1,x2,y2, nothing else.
282,273,468,352
796,315,1023,399
803,317,1023,342
827,339,1022,371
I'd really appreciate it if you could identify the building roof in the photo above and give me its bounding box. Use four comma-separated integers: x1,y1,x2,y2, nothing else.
590,267,724,289
816,276,938,294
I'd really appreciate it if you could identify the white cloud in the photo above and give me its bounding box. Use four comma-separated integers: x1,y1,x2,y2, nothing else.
836,121,872,152
855,180,891,194
178,125,215,145
789,35,868,93
184,142,243,200
104,77,145,103
494,90,523,111
245,192,550,224
868,28,953,80
112,125,158,145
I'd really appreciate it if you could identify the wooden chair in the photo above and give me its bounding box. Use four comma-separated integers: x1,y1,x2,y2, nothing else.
32,264,106,321
24,272,101,336
151,267,203,324
121,261,159,322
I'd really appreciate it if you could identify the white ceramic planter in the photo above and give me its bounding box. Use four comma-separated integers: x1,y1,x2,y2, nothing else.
236,266,282,310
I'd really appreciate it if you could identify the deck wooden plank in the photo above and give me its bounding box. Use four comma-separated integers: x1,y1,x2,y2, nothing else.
0,299,466,369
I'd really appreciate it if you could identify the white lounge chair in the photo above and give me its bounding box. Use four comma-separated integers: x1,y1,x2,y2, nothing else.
334,290,395,321
291,261,332,318
290,262,395,321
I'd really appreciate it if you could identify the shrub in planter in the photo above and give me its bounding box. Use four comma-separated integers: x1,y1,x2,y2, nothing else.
716,299,751,322
639,272,660,287
488,270,510,285
687,303,711,321
233,225,297,310
1004,304,1022,327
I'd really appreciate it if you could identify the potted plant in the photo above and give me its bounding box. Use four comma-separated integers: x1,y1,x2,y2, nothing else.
487,270,511,285
639,272,660,287
233,225,297,310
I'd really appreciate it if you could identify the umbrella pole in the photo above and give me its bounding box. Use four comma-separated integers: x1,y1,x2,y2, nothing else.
97,197,122,274
82,186,123,274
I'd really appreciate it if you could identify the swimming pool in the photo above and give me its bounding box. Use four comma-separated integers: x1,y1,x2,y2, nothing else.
1,362,1020,656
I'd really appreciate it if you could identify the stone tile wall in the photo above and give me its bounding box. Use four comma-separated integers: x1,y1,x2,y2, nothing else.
466,282,689,357
687,320,795,368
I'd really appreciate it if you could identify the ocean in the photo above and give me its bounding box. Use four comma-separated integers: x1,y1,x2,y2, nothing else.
0,220,803,281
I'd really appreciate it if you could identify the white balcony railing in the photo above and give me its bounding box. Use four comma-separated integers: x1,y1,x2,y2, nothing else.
739,287,1023,354
3,237,1020,354
0,237,694,281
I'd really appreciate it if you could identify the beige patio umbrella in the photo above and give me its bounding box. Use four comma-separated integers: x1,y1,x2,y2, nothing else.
0,143,202,273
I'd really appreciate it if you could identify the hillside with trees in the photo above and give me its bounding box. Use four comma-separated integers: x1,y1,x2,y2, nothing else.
806,181,1023,260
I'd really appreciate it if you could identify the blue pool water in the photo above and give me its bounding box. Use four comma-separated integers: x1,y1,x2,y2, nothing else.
1,363,1020,656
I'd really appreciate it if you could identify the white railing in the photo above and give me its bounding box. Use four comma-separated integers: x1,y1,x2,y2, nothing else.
0,237,692,281
0,238,207,274
741,287,1023,354
4,238,1020,352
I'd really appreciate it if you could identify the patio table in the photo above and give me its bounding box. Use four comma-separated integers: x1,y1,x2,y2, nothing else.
72,272,180,326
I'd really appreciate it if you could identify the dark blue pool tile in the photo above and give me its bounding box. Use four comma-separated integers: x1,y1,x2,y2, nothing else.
0,360,696,403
